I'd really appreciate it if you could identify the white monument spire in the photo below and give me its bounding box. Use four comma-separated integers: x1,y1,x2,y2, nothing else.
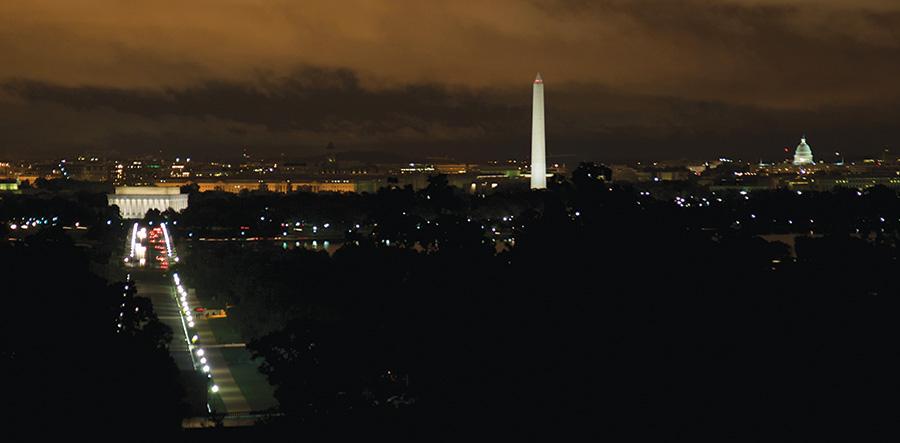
531,72,547,189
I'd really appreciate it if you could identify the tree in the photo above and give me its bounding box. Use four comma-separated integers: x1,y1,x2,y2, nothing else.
180,182,200,194
1,232,187,436
571,162,611,189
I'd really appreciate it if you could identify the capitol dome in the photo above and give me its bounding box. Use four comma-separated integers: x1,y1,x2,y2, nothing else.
793,135,814,166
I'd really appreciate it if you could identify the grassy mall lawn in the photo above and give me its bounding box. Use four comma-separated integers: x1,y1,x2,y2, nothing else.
192,288,226,310
221,347,278,412
189,286,277,411
208,390,228,416
205,317,243,344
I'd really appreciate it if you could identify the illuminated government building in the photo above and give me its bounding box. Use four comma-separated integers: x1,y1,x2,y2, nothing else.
155,179,359,194
793,135,815,166
107,186,189,219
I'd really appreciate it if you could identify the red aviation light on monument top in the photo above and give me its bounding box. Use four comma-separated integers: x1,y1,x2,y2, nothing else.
534,72,543,84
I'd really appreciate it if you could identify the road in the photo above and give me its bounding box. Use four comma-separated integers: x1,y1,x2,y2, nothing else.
132,270,194,371
126,223,256,421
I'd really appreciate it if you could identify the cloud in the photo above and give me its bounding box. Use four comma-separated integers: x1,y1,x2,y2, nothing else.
1,1,898,106
0,1,898,159
4,66,900,161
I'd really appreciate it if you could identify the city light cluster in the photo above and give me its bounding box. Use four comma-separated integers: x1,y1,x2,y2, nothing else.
126,223,179,268
7,216,57,230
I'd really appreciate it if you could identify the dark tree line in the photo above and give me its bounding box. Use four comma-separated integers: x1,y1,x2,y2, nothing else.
0,227,186,437
171,165,900,439
5,169,900,439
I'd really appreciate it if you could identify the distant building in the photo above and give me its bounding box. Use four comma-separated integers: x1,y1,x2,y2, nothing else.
155,179,362,194
610,165,640,183
793,135,815,166
58,157,111,181
122,159,164,185
433,163,470,175
708,176,779,192
398,163,472,175
0,178,19,192
107,186,188,219
786,174,900,191
655,168,692,182
399,164,436,174
610,165,692,182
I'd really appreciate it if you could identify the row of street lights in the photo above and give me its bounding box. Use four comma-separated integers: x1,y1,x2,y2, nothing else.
124,223,220,407
172,269,221,401
115,276,132,333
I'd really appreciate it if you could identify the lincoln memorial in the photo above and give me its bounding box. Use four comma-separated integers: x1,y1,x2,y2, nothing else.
108,186,189,219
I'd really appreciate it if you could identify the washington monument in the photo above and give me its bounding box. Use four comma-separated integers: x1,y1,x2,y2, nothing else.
531,72,547,189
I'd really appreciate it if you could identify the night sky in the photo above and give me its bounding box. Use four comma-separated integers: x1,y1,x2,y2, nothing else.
2,0,899,161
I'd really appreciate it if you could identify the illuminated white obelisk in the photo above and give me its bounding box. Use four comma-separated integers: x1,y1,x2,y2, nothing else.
531,72,547,189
